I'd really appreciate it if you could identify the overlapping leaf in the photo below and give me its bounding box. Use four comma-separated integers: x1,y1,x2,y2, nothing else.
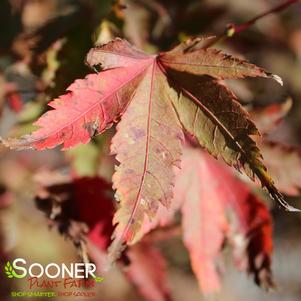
36,175,171,301
35,176,115,249
174,147,227,293
3,37,297,263
175,146,274,294
125,241,171,301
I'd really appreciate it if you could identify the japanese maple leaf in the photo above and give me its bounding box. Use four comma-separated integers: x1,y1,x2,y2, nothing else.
3,37,297,263
174,146,274,294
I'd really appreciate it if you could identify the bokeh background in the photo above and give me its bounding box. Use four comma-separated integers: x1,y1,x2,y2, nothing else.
0,0,301,300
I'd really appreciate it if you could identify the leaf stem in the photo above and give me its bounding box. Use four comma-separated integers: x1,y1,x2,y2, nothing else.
203,0,300,48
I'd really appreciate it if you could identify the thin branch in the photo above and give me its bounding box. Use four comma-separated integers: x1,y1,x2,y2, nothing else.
203,0,300,48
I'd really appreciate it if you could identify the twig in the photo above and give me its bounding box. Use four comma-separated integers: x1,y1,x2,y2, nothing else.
203,0,300,48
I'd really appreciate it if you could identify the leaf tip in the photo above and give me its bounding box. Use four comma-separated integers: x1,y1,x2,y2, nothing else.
269,188,300,212
282,202,301,212
268,73,283,86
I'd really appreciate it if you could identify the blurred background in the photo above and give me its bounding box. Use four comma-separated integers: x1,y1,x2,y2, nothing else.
0,0,301,300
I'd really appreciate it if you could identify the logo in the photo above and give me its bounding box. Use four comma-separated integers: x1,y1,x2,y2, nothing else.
4,258,104,298
4,258,102,279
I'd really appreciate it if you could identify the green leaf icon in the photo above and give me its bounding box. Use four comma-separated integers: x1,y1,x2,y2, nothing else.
94,276,104,283
4,262,14,279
